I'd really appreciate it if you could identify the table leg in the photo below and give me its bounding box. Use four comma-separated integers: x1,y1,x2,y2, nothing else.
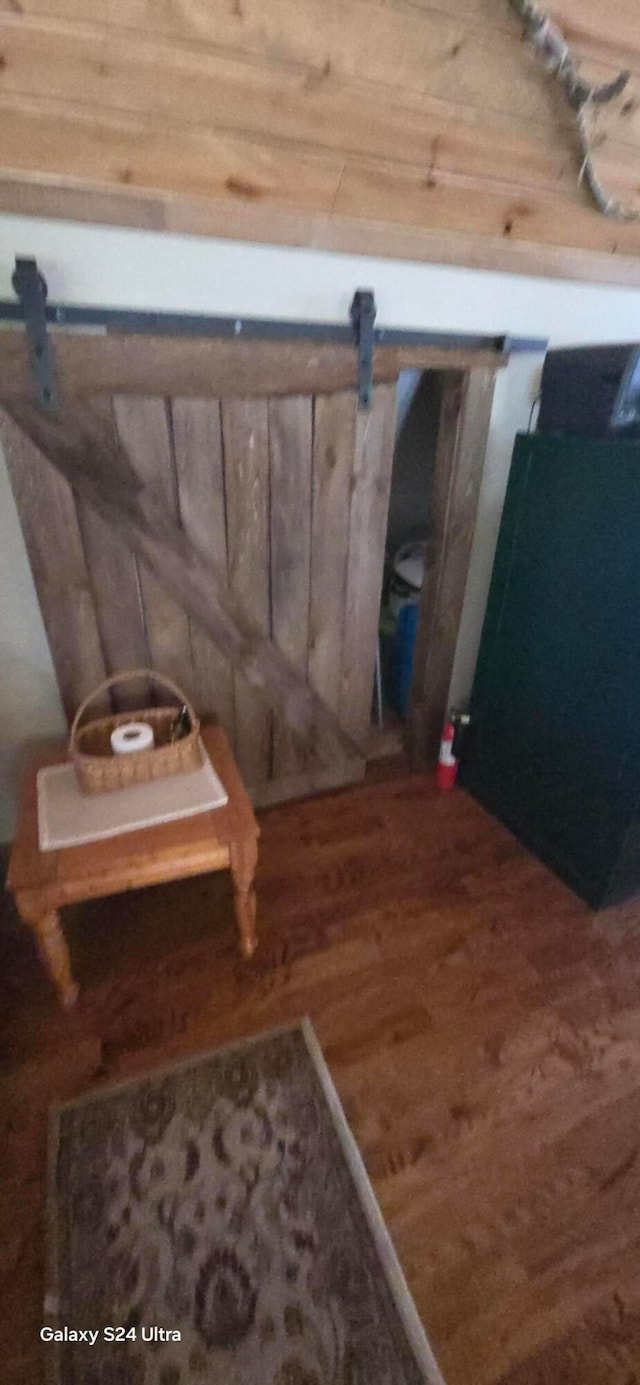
20,904,79,1008
229,836,258,959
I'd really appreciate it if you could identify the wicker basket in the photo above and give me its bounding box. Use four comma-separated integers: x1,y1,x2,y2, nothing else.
70,669,203,795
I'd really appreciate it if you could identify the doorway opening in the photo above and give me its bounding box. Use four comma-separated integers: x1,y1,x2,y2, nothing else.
368,369,443,761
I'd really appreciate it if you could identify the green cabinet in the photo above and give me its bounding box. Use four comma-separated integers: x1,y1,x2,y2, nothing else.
463,432,640,907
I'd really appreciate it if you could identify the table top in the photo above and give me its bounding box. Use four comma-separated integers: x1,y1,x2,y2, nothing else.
8,723,258,902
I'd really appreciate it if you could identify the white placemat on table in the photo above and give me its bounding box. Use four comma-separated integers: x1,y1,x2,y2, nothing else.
37,746,228,851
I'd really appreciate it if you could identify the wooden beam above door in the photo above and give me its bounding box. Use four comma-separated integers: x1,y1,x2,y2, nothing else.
0,329,506,402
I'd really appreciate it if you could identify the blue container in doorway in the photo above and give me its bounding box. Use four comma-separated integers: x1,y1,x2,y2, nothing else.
389,601,420,719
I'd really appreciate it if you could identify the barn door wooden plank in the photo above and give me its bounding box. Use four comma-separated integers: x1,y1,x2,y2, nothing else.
77,503,150,710
269,395,313,777
309,390,357,767
0,331,505,402
221,399,272,786
251,758,365,810
171,398,235,737
339,382,398,742
113,395,195,703
0,408,109,722
74,396,150,711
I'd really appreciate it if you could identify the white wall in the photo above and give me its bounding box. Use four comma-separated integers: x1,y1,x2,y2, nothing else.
2,214,640,838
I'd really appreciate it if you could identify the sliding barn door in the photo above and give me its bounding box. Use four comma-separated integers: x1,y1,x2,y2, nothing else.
1,380,397,805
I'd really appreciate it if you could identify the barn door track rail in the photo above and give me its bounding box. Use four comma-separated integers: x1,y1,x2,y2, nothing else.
2,257,547,411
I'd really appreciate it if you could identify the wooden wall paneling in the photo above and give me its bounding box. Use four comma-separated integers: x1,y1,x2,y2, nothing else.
1,176,638,289
112,395,196,704
339,383,398,743
2,92,639,263
170,398,235,738
0,4,639,280
268,395,313,777
5,82,640,261
408,367,498,762
0,93,344,216
73,395,150,711
0,333,505,404
0,15,593,183
4,0,636,60
221,399,272,788
0,7,600,133
0,407,109,722
333,158,640,261
551,0,640,68
308,391,358,773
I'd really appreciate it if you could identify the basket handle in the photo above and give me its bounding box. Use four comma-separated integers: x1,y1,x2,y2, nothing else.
69,668,197,750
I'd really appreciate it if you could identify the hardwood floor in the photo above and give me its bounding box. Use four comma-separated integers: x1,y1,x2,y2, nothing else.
2,768,640,1384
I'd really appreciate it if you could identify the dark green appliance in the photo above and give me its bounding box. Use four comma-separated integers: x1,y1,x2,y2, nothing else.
463,432,640,908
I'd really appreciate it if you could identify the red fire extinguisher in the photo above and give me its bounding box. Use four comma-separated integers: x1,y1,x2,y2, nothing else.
437,718,458,790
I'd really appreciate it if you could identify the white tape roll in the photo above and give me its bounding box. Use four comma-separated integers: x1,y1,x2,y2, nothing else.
110,722,155,755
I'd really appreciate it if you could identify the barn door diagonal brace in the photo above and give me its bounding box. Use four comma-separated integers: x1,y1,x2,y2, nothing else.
11,257,58,410
350,289,376,410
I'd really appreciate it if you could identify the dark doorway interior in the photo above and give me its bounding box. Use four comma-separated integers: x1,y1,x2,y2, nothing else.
370,370,442,756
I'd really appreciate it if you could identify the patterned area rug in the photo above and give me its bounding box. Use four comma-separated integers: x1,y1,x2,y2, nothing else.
46,1021,444,1385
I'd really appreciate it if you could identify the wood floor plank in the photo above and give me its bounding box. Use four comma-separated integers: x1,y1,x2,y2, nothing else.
3,770,640,1384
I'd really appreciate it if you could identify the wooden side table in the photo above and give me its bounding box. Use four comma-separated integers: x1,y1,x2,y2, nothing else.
6,723,259,1008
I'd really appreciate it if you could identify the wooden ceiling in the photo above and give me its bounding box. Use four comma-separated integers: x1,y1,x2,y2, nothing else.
0,1,639,284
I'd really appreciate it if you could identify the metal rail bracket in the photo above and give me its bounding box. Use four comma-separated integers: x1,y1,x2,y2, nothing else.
12,257,58,410
350,289,376,410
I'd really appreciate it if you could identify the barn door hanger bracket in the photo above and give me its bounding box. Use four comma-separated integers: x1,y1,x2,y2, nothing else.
11,256,58,410
350,289,376,411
